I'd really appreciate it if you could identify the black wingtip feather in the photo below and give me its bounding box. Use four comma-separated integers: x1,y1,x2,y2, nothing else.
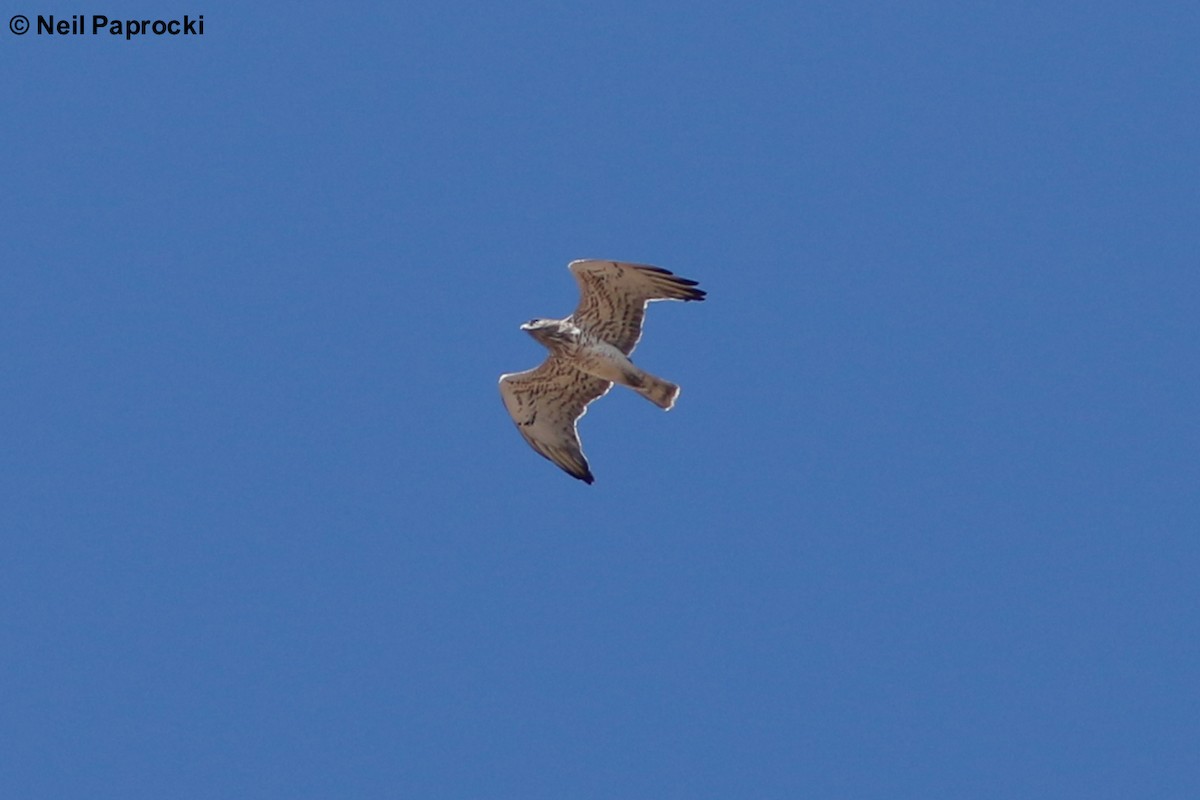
651,269,706,301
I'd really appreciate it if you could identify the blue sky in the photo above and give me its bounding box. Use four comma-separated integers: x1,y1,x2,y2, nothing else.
3,2,1198,797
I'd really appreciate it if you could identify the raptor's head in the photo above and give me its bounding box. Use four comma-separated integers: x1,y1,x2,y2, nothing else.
520,318,570,347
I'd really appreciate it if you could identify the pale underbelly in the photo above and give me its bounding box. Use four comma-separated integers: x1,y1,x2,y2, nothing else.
572,347,639,385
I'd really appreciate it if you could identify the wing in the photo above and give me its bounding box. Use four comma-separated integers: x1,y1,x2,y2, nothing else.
567,260,706,355
498,357,613,484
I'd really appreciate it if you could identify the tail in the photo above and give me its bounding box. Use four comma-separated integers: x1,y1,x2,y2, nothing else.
635,374,680,410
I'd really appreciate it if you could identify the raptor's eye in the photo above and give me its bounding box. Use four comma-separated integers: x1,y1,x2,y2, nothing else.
527,319,539,326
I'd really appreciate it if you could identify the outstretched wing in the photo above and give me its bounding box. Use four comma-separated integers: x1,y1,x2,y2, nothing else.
498,357,613,484
568,260,706,355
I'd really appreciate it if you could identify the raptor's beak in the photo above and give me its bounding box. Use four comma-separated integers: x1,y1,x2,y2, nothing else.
520,322,534,331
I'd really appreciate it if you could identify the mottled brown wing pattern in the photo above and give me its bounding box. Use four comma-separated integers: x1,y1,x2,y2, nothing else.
567,260,706,355
498,357,613,484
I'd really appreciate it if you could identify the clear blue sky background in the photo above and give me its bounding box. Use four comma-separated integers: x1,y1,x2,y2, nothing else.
3,2,1198,797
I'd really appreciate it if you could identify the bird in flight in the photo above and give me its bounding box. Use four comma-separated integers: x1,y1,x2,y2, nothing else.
499,259,706,484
